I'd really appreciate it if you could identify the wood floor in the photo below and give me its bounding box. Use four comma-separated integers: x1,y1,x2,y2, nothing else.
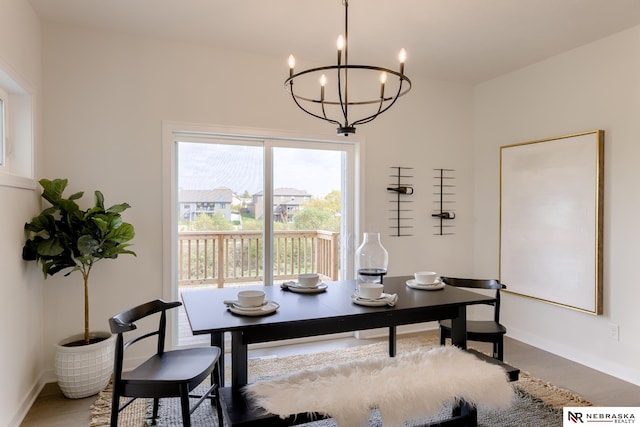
20,331,640,426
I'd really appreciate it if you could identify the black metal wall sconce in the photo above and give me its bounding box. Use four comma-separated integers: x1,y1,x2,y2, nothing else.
388,167,414,237
432,168,456,235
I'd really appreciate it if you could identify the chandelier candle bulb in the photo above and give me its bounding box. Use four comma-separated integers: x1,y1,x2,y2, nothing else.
288,55,295,77
380,72,387,98
320,74,327,100
399,48,407,75
337,36,344,65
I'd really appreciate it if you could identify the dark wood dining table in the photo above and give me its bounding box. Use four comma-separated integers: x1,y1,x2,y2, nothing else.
181,275,496,390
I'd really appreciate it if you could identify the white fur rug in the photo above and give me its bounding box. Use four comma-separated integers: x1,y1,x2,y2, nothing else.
243,346,514,427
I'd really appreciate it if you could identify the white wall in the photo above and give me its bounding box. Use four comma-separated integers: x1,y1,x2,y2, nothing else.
39,22,476,379
0,1,43,427
474,25,640,386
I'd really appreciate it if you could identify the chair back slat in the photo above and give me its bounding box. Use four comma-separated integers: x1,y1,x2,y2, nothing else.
109,299,181,334
440,277,505,290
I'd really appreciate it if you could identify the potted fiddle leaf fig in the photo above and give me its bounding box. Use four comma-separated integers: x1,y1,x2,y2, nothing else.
22,178,136,398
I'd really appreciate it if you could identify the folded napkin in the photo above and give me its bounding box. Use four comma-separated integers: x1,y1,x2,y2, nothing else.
222,300,268,308
355,293,398,307
280,281,325,290
280,281,297,290
380,293,398,306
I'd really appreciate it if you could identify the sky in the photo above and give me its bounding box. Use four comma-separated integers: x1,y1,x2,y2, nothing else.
177,142,342,198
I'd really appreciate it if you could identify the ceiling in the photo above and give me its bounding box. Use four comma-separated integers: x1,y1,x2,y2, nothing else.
28,0,640,84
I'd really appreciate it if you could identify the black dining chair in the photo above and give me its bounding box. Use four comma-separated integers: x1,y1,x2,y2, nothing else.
109,299,225,427
438,277,507,360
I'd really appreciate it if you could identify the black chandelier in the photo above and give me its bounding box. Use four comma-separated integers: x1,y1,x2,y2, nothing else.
285,0,412,136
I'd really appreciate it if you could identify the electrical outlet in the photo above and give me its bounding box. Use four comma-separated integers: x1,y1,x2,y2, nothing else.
608,323,619,341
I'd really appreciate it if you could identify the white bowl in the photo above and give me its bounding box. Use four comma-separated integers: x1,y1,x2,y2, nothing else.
358,283,384,299
414,271,438,285
237,290,266,307
298,273,320,287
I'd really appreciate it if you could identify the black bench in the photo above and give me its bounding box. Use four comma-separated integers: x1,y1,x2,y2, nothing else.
220,350,520,427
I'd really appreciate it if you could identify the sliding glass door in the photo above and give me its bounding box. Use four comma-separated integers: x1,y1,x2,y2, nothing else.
165,124,358,346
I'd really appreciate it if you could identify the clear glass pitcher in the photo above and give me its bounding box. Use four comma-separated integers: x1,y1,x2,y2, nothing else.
355,232,388,283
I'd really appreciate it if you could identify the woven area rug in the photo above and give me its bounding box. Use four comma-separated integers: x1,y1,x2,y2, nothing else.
90,334,592,426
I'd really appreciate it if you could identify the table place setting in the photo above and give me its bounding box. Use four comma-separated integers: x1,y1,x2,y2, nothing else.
280,273,328,294
406,270,446,291
352,282,398,307
223,290,280,316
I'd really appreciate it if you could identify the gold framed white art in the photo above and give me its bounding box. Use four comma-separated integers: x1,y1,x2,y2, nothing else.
499,130,604,315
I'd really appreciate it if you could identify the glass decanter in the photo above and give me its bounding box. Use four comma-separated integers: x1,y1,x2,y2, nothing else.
355,232,388,283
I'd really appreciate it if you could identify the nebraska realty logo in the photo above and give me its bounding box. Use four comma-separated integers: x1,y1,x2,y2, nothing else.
564,407,639,425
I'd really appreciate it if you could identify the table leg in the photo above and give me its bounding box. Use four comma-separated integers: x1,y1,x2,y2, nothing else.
231,330,248,390
450,306,467,349
388,326,396,357
451,400,477,426
210,332,224,386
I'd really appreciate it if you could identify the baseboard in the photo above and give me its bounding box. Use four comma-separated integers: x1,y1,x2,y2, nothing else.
506,327,640,387
8,373,46,427
246,332,354,350
355,322,438,339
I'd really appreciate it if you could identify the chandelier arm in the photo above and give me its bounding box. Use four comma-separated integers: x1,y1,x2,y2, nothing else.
350,101,384,127
321,100,333,124
336,66,349,128
350,78,407,126
288,83,342,127
285,66,411,105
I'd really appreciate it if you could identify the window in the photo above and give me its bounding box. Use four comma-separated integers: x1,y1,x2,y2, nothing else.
0,63,35,189
163,122,361,347
0,89,5,166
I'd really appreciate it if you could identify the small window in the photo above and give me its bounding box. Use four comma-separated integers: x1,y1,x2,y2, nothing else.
0,63,35,189
0,88,5,167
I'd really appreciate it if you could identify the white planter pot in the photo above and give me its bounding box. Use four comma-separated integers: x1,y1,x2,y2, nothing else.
54,331,115,399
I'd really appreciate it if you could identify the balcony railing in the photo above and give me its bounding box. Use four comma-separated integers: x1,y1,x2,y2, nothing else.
178,230,339,287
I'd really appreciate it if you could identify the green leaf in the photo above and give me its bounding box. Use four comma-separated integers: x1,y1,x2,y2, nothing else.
108,216,123,229
101,244,137,259
25,214,50,233
84,206,106,219
40,178,68,205
22,239,39,260
77,235,100,256
94,190,104,210
37,238,65,257
58,198,80,214
92,217,109,234
106,202,131,214
106,222,135,243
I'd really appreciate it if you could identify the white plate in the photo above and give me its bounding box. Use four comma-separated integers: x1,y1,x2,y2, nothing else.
406,279,445,291
286,283,328,294
351,293,394,306
228,301,280,316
